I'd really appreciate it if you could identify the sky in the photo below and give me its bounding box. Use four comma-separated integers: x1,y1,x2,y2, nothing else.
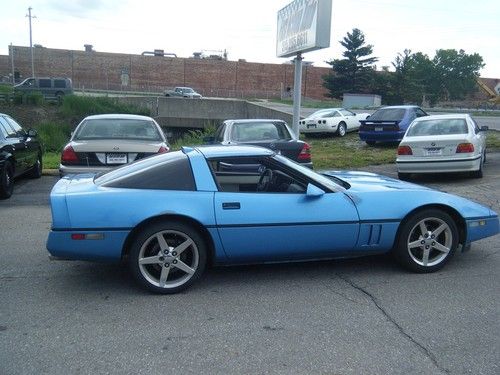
0,0,499,77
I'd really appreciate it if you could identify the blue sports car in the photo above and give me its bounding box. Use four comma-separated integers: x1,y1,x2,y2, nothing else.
47,145,499,294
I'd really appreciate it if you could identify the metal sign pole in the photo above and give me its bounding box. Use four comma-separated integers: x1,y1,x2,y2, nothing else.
292,53,303,138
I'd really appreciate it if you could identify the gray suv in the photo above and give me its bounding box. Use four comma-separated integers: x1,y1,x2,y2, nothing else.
14,77,73,99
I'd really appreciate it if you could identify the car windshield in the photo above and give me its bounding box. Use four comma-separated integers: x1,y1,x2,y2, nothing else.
368,108,406,121
273,154,344,192
73,119,162,141
231,122,292,141
406,119,469,136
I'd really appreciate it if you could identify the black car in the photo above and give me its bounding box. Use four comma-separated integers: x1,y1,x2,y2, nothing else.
0,113,43,199
206,119,313,168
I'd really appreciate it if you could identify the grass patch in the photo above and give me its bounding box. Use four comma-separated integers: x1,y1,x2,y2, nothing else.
303,132,397,170
171,126,217,150
486,130,500,150
43,152,61,169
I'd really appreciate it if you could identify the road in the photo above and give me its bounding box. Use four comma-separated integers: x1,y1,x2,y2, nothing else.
0,157,499,374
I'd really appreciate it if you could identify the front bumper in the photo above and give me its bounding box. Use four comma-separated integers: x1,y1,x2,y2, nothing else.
465,215,499,243
396,155,481,173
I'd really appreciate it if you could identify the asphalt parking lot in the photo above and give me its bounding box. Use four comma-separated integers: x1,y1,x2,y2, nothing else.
1,155,499,375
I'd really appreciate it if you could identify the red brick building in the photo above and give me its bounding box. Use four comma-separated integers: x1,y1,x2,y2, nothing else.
0,45,331,100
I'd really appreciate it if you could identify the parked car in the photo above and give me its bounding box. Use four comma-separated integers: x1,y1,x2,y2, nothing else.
299,108,370,137
0,113,43,199
14,77,73,99
396,114,488,180
59,114,169,176
359,105,428,145
206,119,312,168
46,145,499,294
164,87,202,98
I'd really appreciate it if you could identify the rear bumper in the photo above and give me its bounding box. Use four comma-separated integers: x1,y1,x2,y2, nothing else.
46,229,129,261
300,123,338,134
396,155,481,173
359,130,405,142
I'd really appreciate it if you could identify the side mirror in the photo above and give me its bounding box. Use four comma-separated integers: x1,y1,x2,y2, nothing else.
306,183,325,197
366,115,370,119
203,136,215,144
480,126,489,131
27,128,38,137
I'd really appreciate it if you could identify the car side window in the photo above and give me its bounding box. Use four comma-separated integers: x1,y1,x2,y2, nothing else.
0,117,20,138
415,108,427,118
340,109,354,117
208,156,307,194
471,118,481,134
4,116,26,137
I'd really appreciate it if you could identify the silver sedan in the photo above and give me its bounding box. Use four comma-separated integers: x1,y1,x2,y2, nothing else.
60,114,169,176
396,114,488,180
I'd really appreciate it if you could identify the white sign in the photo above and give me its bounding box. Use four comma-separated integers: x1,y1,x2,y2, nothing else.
276,0,332,58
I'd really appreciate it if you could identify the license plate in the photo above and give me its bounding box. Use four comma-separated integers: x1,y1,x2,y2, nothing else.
375,127,383,131
425,148,442,156
307,124,316,129
106,153,127,164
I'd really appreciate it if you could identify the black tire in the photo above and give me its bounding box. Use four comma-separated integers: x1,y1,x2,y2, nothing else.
398,172,411,181
366,141,376,146
337,122,347,137
28,154,42,179
471,152,484,178
129,221,207,294
393,209,459,273
0,161,14,199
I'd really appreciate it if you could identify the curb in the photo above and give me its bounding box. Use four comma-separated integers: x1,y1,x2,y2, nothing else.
42,169,60,176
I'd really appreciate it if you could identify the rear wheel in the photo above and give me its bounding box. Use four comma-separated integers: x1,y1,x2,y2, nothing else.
471,151,484,178
337,122,347,137
0,161,14,199
129,221,207,294
393,209,458,273
366,140,376,146
398,172,411,181
28,154,42,179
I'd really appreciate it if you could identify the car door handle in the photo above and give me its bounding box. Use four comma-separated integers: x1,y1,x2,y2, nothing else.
222,202,240,210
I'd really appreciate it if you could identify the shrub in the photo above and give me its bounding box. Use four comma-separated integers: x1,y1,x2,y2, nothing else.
171,124,217,150
36,122,72,153
61,95,149,119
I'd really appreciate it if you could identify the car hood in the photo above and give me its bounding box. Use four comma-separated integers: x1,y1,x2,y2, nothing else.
320,170,431,193
70,139,165,152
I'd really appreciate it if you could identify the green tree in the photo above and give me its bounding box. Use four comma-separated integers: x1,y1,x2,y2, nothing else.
323,28,378,98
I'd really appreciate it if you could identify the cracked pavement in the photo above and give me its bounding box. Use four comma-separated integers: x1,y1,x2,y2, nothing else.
0,154,499,374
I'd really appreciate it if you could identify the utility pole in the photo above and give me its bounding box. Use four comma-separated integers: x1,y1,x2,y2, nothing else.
26,6,36,78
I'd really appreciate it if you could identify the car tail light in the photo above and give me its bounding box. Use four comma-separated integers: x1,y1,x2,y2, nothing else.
397,145,413,155
456,143,474,153
298,143,311,161
158,145,170,153
61,145,78,163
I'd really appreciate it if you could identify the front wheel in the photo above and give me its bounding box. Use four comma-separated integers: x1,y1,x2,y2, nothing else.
337,122,347,137
393,209,459,273
129,221,207,294
0,161,14,199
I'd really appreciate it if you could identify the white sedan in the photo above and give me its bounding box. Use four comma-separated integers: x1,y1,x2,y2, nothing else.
396,114,488,179
299,108,370,137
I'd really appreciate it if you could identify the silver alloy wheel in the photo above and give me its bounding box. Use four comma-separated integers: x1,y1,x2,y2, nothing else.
138,229,199,289
407,217,453,267
338,122,346,136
